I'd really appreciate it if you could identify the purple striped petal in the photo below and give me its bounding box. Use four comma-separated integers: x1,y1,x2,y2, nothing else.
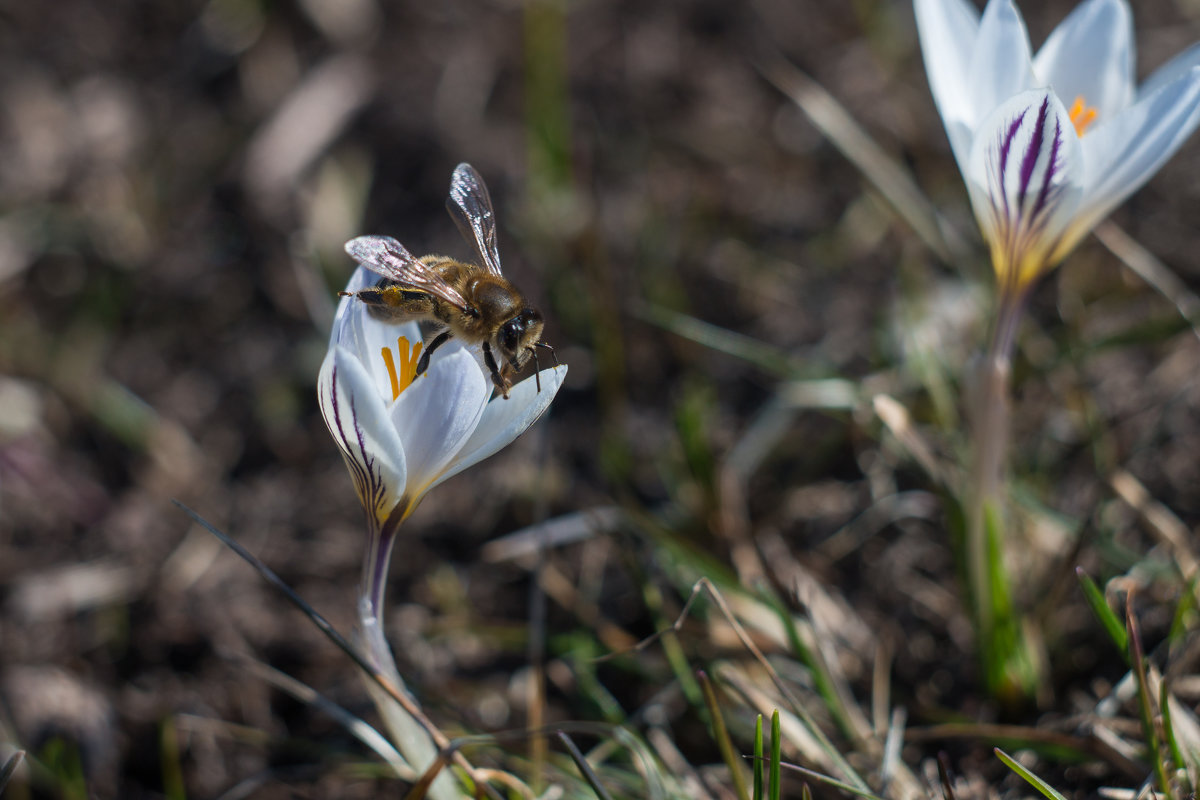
317,345,408,528
966,89,1083,292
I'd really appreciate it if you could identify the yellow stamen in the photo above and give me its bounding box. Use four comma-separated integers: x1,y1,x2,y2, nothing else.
1068,95,1097,137
380,346,400,401
380,336,424,402
396,336,423,393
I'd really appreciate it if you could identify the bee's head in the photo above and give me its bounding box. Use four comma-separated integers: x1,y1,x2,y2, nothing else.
497,307,544,368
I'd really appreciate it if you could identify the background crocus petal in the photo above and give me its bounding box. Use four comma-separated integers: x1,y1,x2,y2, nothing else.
1136,42,1200,101
318,345,408,523
969,0,1038,127
430,365,568,491
388,344,490,495
1063,66,1200,256
914,0,980,165
1032,0,1134,120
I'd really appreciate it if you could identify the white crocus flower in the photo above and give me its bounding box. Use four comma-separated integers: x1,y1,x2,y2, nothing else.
318,264,567,544
317,263,565,796
915,0,1200,291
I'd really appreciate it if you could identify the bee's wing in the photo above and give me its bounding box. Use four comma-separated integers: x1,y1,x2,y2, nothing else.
344,235,469,310
446,163,504,276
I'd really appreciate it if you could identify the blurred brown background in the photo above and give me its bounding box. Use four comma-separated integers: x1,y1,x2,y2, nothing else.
3,0,1200,797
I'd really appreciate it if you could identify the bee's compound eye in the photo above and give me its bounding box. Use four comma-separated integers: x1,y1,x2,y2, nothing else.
500,318,523,353
499,309,535,351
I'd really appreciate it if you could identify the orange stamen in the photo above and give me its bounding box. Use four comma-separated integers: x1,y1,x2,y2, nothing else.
395,336,423,396
380,346,401,401
1069,95,1097,137
380,338,423,401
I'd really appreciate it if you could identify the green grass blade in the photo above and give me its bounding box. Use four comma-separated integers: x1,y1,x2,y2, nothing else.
770,711,781,800
1169,574,1199,646
160,717,186,800
635,303,809,377
1160,679,1189,793
993,748,1068,800
754,715,764,800
1075,568,1128,656
769,595,856,739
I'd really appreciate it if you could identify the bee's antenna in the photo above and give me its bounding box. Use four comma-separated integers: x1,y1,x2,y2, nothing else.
536,341,558,366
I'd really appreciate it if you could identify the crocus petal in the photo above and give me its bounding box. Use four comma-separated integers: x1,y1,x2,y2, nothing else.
969,0,1038,127
329,266,379,347
1033,0,1134,120
1061,65,1200,257
318,345,409,525
1137,42,1200,101
966,89,1083,290
388,343,490,497
914,0,981,166
429,364,568,492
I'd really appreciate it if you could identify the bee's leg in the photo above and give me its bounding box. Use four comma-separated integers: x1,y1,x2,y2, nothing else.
416,329,454,375
482,342,511,399
523,347,547,393
339,288,381,302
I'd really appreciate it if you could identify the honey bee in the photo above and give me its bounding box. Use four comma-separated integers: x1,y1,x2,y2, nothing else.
341,163,553,398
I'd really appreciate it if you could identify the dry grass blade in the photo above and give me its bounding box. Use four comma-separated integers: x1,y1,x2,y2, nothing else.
879,706,906,793
556,731,615,800
480,507,623,563
0,750,24,793
936,752,957,800
906,723,1144,782
872,394,955,489
403,757,453,800
774,761,886,800
595,578,870,792
1109,470,1200,603
646,727,716,800
698,671,751,800
237,656,412,778
1093,221,1200,345
1127,605,1171,798
756,51,964,265
243,55,374,215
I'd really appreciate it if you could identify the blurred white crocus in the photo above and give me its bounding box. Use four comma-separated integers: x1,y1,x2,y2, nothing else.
915,0,1200,292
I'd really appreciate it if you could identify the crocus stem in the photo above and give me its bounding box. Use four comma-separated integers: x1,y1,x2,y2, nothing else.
360,519,400,676
965,289,1028,697
358,515,459,800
